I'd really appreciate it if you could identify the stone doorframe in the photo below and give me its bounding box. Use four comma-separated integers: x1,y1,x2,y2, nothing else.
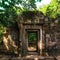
20,24,43,56
26,29,40,52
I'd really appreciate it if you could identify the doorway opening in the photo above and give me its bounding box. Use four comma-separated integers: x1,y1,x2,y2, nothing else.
26,29,40,55
28,32,37,52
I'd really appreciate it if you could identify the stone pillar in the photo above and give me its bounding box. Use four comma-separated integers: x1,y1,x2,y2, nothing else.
40,26,43,55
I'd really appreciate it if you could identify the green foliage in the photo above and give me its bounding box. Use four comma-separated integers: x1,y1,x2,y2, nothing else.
0,23,6,44
39,0,60,25
39,5,48,15
46,0,58,18
28,32,37,42
40,0,60,18
0,0,42,26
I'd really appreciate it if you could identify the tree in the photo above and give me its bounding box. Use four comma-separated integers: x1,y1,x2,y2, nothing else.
46,0,60,18
40,0,60,18
0,0,42,26
0,0,42,31
39,0,60,26
0,0,42,44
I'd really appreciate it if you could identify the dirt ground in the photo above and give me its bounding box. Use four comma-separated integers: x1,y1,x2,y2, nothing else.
0,53,60,60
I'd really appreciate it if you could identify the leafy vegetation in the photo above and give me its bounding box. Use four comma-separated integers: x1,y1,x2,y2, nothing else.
40,0,60,22
28,32,37,42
